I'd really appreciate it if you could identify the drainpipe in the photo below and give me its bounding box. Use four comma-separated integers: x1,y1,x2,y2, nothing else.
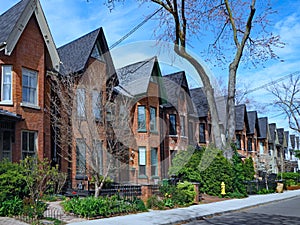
0,42,7,51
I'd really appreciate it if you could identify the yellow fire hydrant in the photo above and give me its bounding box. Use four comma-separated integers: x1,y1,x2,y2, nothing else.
221,182,226,196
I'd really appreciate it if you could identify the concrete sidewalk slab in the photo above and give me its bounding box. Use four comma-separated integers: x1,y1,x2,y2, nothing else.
69,190,300,225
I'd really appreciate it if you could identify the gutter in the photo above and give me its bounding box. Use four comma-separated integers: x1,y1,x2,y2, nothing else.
0,42,7,51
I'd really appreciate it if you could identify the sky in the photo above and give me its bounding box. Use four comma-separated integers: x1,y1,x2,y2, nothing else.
1,0,300,134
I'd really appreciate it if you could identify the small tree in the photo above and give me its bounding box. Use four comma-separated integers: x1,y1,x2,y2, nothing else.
21,157,66,219
50,59,134,197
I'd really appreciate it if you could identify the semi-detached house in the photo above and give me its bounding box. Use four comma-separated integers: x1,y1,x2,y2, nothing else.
0,0,59,162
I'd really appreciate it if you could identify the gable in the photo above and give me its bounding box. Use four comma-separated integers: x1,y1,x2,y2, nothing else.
0,0,59,70
116,57,157,96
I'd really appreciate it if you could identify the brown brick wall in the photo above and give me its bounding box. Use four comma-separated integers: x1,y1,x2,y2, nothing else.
0,16,50,162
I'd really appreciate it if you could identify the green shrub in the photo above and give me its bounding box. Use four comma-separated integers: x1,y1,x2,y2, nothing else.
0,196,23,216
226,191,246,198
0,160,28,202
278,172,300,185
257,188,275,195
173,181,196,206
62,195,147,218
147,195,164,209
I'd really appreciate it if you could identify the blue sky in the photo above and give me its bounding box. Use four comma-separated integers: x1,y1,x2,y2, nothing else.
1,0,300,133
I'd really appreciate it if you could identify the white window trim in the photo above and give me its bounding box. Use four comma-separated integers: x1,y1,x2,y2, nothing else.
21,68,39,108
1,65,13,105
21,130,37,159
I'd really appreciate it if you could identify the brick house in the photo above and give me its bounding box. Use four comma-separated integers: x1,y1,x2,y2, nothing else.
268,123,281,174
234,104,249,157
55,27,118,189
160,71,198,178
116,57,164,184
190,87,212,147
0,0,59,162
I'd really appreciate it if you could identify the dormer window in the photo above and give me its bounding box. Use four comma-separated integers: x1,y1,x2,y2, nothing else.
91,42,104,61
1,65,13,104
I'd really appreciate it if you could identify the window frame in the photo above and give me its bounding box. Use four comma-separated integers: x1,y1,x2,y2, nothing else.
1,65,13,104
76,88,86,119
169,114,177,135
138,146,147,177
137,105,146,132
199,123,206,143
236,134,241,149
22,68,38,107
247,138,253,152
21,130,37,159
151,148,158,177
92,90,102,121
180,115,185,136
76,139,86,175
150,106,157,132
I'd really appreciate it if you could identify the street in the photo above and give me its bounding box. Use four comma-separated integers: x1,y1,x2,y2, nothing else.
184,196,300,225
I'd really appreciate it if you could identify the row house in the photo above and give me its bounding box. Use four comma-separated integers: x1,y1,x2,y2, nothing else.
0,0,59,162
55,27,118,189
116,57,164,184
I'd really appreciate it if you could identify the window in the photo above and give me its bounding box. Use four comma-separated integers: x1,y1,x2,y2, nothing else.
1,131,12,161
22,131,37,159
169,114,177,135
150,107,157,131
1,65,12,103
77,88,85,118
151,148,158,176
180,116,185,136
188,122,194,144
236,134,241,149
22,68,38,105
199,123,206,143
91,42,104,61
139,147,146,177
92,90,102,121
247,138,252,151
76,139,86,175
138,106,146,132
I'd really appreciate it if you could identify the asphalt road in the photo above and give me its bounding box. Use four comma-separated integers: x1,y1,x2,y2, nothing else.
184,196,300,225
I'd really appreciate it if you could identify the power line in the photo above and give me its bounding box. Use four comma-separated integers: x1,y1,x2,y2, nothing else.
109,7,163,50
245,71,300,95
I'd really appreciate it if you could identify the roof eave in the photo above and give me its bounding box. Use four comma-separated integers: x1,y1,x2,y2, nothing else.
5,0,60,71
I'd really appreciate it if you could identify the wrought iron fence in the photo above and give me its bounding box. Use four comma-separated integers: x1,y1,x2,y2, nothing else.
245,179,277,194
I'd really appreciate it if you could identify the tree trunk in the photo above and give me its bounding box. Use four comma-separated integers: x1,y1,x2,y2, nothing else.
225,63,237,158
174,46,224,150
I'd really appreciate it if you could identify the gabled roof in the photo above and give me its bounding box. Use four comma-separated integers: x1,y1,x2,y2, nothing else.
190,87,209,118
162,71,192,109
277,128,286,147
0,0,60,70
58,27,116,78
235,104,248,131
290,134,295,149
268,123,277,144
284,131,289,147
258,117,268,139
247,111,258,135
116,57,158,96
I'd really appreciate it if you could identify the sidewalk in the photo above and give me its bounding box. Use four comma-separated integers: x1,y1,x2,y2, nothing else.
69,189,300,225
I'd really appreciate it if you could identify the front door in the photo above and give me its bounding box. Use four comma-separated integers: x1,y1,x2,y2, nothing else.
0,131,12,161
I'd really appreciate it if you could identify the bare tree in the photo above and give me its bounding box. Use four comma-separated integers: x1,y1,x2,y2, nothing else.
268,74,300,133
100,0,283,156
50,60,134,197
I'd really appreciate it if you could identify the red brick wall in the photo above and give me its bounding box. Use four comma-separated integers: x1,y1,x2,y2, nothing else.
0,16,50,162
